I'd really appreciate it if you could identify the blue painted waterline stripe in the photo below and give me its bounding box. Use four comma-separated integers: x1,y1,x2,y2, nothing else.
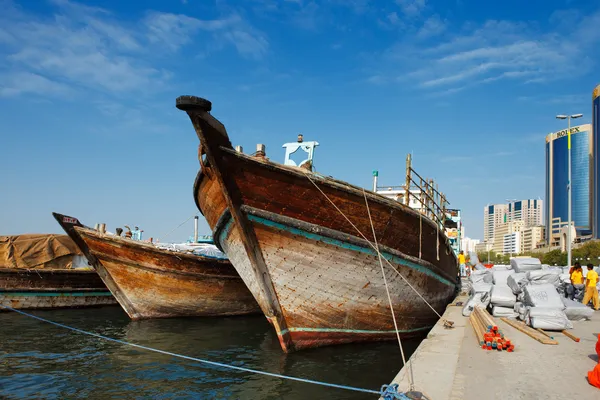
243,213,454,287
279,325,433,336
0,305,380,396
0,292,112,297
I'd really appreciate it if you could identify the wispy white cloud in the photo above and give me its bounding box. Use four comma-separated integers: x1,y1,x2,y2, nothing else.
0,0,268,97
396,0,426,17
370,10,600,94
417,14,446,38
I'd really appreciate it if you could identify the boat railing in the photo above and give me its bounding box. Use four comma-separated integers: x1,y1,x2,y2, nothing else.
404,154,449,228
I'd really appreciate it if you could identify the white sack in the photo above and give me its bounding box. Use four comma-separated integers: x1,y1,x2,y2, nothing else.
470,269,492,284
511,257,542,273
491,306,518,318
517,303,529,321
558,273,571,283
492,270,513,286
561,298,594,321
528,307,573,331
491,285,517,307
526,270,561,286
492,265,511,271
462,292,491,317
522,284,565,309
470,282,493,294
507,272,528,294
71,254,91,269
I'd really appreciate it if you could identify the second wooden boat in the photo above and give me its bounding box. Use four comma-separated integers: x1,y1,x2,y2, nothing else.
176,95,458,352
53,213,260,320
0,234,115,310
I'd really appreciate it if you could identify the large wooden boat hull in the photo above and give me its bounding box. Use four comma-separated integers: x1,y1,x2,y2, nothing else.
0,268,116,311
52,213,260,320
177,95,458,352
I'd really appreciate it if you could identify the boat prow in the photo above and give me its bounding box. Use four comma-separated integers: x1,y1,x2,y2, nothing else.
53,212,260,320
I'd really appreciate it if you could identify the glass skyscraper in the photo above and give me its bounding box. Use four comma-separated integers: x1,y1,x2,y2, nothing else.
545,123,593,242
593,85,600,238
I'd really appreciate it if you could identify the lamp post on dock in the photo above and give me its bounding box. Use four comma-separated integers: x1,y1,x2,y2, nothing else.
556,113,583,269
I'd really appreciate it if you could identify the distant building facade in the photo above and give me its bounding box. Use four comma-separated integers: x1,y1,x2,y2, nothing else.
483,204,508,244
593,85,600,238
545,123,593,245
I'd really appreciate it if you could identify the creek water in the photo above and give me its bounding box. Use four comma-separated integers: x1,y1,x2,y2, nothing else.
0,306,422,399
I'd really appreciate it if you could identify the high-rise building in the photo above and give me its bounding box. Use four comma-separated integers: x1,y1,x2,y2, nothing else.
593,85,600,238
507,199,543,227
483,204,508,244
545,123,593,245
521,226,545,252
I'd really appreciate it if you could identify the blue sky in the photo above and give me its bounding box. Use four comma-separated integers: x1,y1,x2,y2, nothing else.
1,0,599,242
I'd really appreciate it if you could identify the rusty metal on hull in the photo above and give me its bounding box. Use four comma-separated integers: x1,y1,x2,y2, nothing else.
177,95,457,352
73,227,261,320
0,268,116,310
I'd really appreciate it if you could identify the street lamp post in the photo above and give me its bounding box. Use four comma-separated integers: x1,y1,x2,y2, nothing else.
556,113,583,269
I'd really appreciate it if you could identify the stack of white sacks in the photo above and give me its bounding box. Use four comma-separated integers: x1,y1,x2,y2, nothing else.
463,257,594,330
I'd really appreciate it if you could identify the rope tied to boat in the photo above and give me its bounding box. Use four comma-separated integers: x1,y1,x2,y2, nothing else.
302,171,444,320
0,305,381,396
363,189,413,390
380,384,431,400
157,213,197,242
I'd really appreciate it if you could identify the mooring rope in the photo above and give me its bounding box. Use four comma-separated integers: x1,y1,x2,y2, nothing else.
419,212,422,259
363,189,415,391
0,305,380,396
303,172,443,319
158,214,197,242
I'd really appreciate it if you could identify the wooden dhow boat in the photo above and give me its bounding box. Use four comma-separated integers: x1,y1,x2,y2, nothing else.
53,212,260,320
176,95,458,352
0,234,116,310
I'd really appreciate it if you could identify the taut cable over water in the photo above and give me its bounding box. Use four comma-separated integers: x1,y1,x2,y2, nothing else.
0,304,383,396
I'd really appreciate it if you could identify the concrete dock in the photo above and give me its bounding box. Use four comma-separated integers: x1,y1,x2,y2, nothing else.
387,294,600,399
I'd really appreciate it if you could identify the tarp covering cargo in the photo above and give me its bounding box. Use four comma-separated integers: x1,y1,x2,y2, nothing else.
490,285,517,307
523,284,565,309
526,270,560,286
462,291,491,317
492,269,513,286
470,269,492,284
510,257,542,272
491,305,518,318
561,297,594,321
507,272,528,294
0,234,84,270
527,307,573,331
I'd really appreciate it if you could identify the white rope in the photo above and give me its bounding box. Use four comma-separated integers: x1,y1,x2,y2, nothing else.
436,221,440,261
158,214,197,242
363,189,414,391
419,212,422,259
303,172,443,319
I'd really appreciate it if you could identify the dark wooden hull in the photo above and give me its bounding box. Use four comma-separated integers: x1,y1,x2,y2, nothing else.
73,226,260,320
178,96,458,352
0,268,116,310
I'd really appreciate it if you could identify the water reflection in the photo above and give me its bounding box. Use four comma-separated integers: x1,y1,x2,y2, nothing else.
0,307,421,399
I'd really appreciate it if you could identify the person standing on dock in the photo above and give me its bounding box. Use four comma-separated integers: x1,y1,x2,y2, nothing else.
582,264,599,310
569,264,584,300
457,250,466,277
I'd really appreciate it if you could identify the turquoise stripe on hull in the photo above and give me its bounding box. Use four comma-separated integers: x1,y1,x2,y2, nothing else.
279,325,433,336
221,212,453,287
0,291,113,297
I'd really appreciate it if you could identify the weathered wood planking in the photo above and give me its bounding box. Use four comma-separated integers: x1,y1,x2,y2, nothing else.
74,227,261,320
0,268,116,311
178,95,458,352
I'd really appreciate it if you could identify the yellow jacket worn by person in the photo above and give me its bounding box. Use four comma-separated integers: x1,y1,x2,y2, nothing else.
571,270,584,285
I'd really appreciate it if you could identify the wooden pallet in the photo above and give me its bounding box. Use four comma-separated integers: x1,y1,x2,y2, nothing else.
500,318,558,345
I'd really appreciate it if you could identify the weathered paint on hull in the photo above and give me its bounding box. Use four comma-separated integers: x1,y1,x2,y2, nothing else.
0,268,116,311
1,291,116,310
75,228,261,320
177,95,457,352
219,210,454,351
